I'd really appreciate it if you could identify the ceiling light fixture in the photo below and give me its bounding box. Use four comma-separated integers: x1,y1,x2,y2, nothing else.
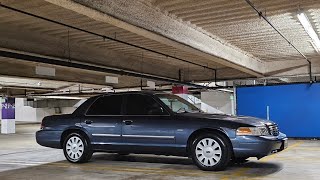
297,12,320,52
31,96,84,100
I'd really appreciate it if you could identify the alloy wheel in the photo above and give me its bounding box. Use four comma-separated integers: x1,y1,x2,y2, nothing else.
195,138,222,166
66,136,84,160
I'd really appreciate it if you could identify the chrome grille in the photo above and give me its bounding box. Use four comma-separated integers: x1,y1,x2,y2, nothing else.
267,124,279,136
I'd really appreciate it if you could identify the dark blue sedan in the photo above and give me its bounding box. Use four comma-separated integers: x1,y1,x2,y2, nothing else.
36,91,287,171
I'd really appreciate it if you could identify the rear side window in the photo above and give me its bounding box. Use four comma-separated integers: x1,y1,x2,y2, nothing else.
126,94,168,115
86,95,122,115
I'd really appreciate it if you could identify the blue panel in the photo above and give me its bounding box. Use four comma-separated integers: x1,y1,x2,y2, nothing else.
237,83,320,137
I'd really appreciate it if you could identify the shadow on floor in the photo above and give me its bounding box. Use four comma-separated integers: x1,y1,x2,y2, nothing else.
92,153,194,165
229,161,283,177
91,154,283,177
0,153,283,179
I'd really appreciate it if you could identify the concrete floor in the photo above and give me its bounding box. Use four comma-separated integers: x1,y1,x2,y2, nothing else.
0,124,319,180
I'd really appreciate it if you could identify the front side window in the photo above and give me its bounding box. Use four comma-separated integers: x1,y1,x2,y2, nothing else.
156,94,200,113
86,95,122,115
126,94,168,115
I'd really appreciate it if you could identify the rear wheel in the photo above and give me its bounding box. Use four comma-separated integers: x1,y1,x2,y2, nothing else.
191,133,231,171
63,133,92,163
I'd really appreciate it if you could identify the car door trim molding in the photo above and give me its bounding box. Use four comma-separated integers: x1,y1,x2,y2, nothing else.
122,134,175,139
92,133,121,137
92,134,174,139
87,125,116,128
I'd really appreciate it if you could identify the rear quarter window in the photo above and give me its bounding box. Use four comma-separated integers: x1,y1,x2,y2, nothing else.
86,95,122,115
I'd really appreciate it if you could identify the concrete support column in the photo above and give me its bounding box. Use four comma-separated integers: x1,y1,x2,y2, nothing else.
230,95,235,115
1,120,15,134
1,97,16,134
232,86,237,116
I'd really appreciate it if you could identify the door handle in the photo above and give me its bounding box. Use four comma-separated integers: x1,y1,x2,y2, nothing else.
85,120,93,124
123,120,133,125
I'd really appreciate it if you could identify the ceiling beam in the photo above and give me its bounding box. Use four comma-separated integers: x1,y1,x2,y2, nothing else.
45,0,265,77
264,60,308,76
0,49,208,89
0,23,183,81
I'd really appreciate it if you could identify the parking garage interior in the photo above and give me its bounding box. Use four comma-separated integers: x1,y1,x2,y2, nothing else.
0,0,320,179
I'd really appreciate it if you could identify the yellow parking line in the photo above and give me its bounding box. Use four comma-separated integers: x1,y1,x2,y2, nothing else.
220,177,229,180
261,141,303,162
292,147,320,151
281,141,303,151
0,160,221,177
220,141,303,180
0,142,306,178
77,163,224,175
46,163,222,177
0,160,226,177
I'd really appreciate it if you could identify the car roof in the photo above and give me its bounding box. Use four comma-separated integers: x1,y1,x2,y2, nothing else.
97,90,168,97
73,91,173,116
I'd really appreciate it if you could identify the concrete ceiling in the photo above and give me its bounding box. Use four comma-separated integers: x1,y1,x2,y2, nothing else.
146,0,320,75
151,0,319,62
0,0,320,97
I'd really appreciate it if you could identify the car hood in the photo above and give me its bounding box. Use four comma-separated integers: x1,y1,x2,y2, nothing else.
177,112,274,127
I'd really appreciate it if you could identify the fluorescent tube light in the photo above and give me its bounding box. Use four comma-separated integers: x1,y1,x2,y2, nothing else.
35,66,56,77
105,76,118,84
297,12,320,52
31,96,84,100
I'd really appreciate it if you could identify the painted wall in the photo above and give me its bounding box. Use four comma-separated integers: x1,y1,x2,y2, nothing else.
201,91,233,115
177,94,223,114
15,98,37,122
15,98,78,122
236,83,320,138
0,98,2,121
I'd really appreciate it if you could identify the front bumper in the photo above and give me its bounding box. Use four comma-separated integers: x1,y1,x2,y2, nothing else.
36,130,63,149
231,132,287,158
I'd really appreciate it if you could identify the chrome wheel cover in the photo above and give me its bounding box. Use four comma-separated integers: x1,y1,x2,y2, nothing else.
66,136,84,160
195,138,222,166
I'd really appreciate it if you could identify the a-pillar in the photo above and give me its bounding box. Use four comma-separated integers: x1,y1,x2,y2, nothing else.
1,97,15,134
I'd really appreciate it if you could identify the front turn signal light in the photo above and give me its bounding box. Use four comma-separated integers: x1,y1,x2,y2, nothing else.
236,127,270,136
237,127,253,135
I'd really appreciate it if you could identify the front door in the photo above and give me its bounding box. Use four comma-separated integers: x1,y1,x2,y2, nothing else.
121,94,175,153
82,95,123,147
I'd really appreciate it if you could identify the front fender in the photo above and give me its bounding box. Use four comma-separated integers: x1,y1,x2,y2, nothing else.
175,125,234,148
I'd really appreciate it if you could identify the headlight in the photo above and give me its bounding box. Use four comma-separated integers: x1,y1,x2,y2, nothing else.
236,126,269,136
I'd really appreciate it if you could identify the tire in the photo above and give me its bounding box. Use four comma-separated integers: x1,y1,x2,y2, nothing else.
63,132,93,163
190,133,232,171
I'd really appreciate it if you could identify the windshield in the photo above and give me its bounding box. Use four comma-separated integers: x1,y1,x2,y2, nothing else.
156,94,201,113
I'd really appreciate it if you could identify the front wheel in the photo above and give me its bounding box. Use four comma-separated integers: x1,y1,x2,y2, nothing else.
63,133,93,163
191,133,231,171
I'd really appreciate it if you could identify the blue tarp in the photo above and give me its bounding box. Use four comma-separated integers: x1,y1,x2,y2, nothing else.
237,83,320,138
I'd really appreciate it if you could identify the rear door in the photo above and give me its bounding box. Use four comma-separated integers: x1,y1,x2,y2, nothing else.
82,95,123,146
121,94,176,152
